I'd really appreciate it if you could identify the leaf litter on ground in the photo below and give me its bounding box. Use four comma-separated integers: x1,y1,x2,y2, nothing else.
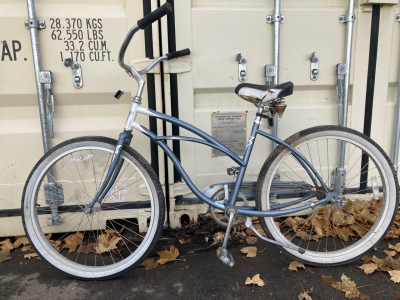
298,286,313,300
139,258,159,271
156,245,186,265
240,246,257,258
245,274,265,292
320,273,370,299
289,261,306,271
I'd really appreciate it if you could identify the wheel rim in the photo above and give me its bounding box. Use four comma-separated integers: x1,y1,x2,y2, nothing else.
261,133,395,263
24,144,159,277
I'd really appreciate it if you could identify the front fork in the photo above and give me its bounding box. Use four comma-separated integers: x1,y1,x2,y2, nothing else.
85,130,133,213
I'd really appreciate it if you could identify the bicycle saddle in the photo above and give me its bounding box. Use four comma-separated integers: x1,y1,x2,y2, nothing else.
235,81,293,105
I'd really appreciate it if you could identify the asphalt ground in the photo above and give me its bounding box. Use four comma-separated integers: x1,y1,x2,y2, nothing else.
1,238,400,300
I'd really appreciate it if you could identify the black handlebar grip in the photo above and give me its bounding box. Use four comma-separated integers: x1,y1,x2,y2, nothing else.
166,48,191,60
137,2,173,30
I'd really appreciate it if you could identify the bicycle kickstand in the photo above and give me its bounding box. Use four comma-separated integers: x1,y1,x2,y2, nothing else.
217,207,236,267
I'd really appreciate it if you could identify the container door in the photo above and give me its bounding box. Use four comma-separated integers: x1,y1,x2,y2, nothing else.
0,0,165,236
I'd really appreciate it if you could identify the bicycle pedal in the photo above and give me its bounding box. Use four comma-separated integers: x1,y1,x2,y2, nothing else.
217,247,235,267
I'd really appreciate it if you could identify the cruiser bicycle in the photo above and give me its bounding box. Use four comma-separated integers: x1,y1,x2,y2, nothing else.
22,3,399,280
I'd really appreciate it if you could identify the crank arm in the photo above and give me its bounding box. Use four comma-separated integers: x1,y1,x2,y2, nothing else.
245,217,306,254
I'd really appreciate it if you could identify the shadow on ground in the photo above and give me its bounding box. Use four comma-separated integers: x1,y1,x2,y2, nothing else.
1,238,400,300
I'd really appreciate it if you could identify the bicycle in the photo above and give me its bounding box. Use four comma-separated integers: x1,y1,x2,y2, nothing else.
22,3,399,280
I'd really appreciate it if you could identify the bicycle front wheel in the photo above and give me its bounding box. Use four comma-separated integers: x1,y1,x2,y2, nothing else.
256,126,398,266
22,136,165,280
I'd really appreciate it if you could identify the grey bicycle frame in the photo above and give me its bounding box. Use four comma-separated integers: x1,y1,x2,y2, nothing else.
86,22,337,217
128,107,335,217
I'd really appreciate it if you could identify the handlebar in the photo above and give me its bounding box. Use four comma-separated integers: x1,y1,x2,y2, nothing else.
118,2,173,75
166,48,191,60
117,3,190,99
137,2,172,29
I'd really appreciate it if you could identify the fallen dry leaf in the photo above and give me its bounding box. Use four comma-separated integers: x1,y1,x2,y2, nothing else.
332,209,346,226
298,287,313,300
295,231,320,242
385,255,400,270
0,248,13,263
21,244,32,252
359,294,371,300
1,239,14,251
358,263,378,275
245,274,265,287
372,255,392,272
389,270,400,283
359,209,376,223
156,245,186,265
330,273,360,298
393,292,400,299
49,240,62,252
95,235,121,254
209,232,225,247
361,256,373,264
13,237,29,249
63,232,83,253
311,218,323,236
139,258,159,271
240,247,257,258
246,224,267,237
24,253,38,259
390,244,400,252
383,250,397,257
320,275,334,285
285,217,298,231
246,236,257,245
289,261,306,271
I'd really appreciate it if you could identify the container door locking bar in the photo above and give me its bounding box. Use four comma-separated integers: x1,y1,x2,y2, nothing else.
39,70,55,138
392,15,400,172
26,0,64,226
335,63,347,126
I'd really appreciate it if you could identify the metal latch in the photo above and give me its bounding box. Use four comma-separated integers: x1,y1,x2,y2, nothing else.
309,52,319,81
335,63,347,126
396,14,400,22
339,14,356,23
266,14,284,23
63,58,83,89
39,70,55,138
236,54,247,82
265,64,276,88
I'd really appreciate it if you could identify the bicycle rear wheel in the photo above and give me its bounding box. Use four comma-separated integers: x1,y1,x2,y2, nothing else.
256,126,398,266
22,136,165,280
